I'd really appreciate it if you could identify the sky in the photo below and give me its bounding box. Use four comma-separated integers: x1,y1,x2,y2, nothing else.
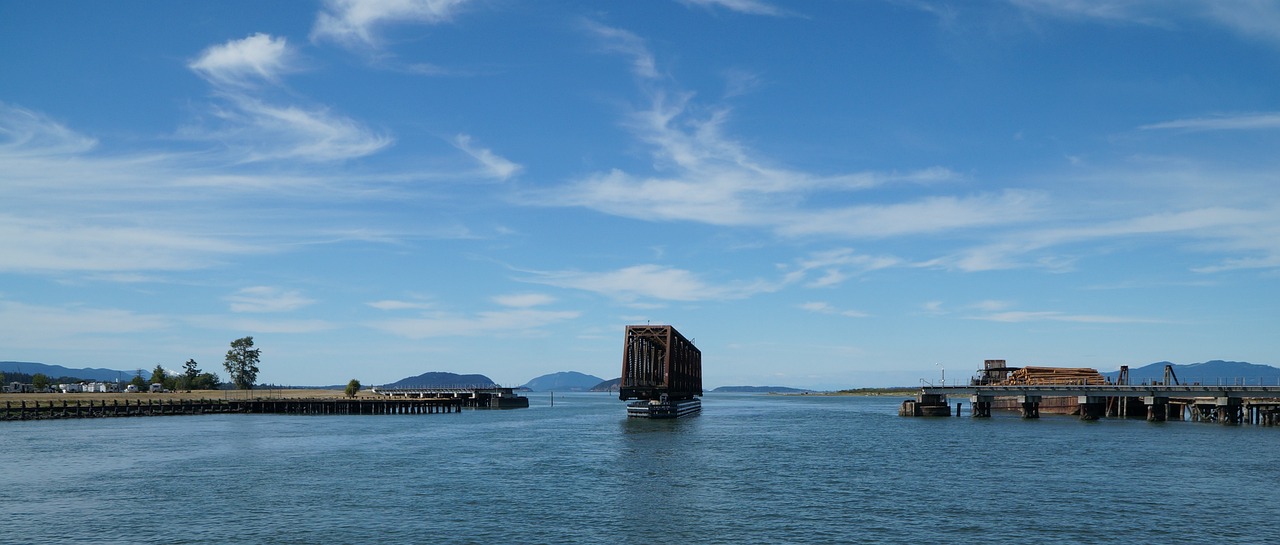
2,0,1278,390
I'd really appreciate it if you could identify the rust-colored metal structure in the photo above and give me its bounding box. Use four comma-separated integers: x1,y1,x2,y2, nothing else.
619,325,702,401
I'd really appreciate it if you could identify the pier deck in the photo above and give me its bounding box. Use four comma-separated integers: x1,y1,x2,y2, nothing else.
905,384,1280,425
1,397,463,421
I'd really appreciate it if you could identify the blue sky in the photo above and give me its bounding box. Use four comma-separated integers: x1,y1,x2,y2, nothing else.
2,0,1278,389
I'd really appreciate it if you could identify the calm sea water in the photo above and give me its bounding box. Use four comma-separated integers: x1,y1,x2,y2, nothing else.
3,393,1279,544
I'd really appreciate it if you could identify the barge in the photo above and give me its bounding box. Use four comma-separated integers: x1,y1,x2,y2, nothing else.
627,395,702,419
618,325,703,419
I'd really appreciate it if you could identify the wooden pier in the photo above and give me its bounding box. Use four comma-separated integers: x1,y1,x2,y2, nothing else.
903,384,1280,426
370,386,529,409
1,397,463,421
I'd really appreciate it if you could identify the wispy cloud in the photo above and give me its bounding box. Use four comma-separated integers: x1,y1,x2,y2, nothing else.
492,293,555,308
189,32,295,87
968,310,1166,324
539,23,1007,242
370,307,580,339
934,206,1280,272
1140,112,1280,132
582,21,661,80
0,299,169,338
0,103,97,157
926,299,1166,324
186,34,391,163
367,299,435,311
0,215,257,273
226,286,316,313
1006,0,1280,47
453,134,522,180
312,0,472,48
781,248,903,288
799,301,868,318
678,0,790,17
523,264,775,303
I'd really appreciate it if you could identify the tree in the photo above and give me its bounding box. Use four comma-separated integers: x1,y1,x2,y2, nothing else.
183,359,200,384
150,365,167,386
32,373,50,391
191,372,221,390
224,336,261,390
130,370,146,390
345,379,361,398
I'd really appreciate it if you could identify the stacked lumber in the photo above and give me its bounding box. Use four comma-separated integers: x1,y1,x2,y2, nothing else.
1002,366,1106,386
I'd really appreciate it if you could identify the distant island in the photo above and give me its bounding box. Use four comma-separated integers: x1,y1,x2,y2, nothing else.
714,386,815,393
521,371,605,392
381,371,497,389
590,378,621,392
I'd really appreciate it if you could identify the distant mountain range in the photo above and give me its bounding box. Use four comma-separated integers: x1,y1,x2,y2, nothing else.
1,361,138,382
521,371,605,391
1100,360,1280,385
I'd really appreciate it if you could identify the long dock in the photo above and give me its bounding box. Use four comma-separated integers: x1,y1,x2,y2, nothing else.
904,384,1280,425
370,386,529,409
1,397,463,421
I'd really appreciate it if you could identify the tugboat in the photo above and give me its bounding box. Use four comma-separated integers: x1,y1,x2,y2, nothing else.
618,325,703,419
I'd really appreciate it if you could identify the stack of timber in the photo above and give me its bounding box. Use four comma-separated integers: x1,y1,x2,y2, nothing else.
1002,366,1106,386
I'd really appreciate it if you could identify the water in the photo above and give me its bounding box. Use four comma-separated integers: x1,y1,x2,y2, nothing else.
3,393,1279,544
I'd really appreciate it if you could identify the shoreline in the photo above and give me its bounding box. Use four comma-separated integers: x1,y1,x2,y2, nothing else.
0,389,364,404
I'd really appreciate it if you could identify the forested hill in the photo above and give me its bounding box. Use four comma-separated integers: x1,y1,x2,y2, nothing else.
1,361,134,382
382,371,497,388
521,371,605,391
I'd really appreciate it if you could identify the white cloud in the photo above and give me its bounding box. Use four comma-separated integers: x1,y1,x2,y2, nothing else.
780,248,903,288
0,215,256,273
777,190,1044,238
186,34,392,163
1006,0,1280,48
524,264,775,303
195,95,392,162
453,134,522,180
226,286,316,313
544,24,998,242
1140,112,1280,132
367,299,434,311
370,308,580,339
492,293,555,308
312,0,472,48
799,301,868,318
934,205,1280,272
0,299,169,352
185,314,337,334
0,102,97,157
968,310,1165,324
679,0,788,17
1204,1,1280,46
583,21,661,80
189,33,294,88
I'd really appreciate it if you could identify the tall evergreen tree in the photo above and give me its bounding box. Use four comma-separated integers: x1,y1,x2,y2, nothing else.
224,336,261,390
183,359,200,384
150,364,167,386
